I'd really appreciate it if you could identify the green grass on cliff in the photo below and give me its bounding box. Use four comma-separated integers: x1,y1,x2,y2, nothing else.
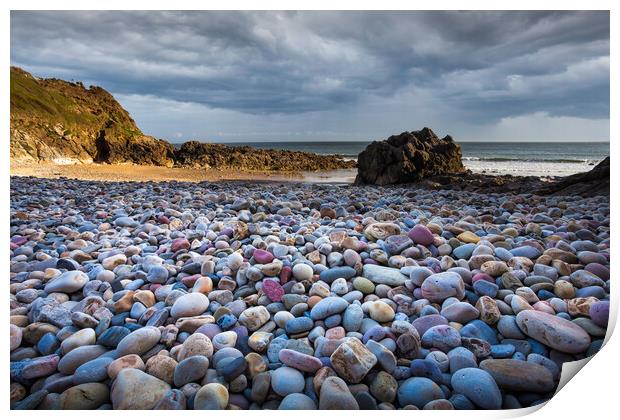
10,66,142,136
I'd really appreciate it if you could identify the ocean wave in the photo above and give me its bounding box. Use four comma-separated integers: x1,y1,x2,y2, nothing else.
462,156,600,164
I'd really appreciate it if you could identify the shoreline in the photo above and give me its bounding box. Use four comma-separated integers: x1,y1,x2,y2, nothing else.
10,157,610,198
6,160,592,185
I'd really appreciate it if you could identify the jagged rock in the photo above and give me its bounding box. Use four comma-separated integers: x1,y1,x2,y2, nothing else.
174,140,356,172
537,156,610,197
355,127,465,185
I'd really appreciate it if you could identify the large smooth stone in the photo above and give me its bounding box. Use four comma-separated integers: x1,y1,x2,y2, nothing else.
310,297,349,320
194,383,229,410
421,325,462,353
421,272,465,303
239,306,270,331
480,359,556,393
174,355,210,387
111,368,171,409
57,345,107,374
319,266,357,283
116,326,161,356
60,383,109,409
319,377,359,409
170,293,210,318
279,393,317,410
330,339,377,383
397,377,444,408
362,265,408,286
44,271,89,293
441,302,480,324
516,310,591,354
408,224,435,245
451,368,502,409
271,366,305,396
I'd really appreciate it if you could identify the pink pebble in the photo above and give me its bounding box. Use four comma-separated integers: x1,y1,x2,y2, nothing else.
253,249,274,264
262,278,284,302
171,238,190,252
280,266,292,284
472,273,494,283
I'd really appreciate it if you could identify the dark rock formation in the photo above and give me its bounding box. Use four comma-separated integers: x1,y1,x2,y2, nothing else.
10,67,175,167
537,156,610,197
174,141,356,172
397,157,610,197
355,128,465,185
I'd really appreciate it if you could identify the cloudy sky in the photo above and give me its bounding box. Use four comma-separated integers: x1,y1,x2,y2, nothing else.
11,11,610,142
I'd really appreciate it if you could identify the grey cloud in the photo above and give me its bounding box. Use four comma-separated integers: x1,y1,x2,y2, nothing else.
10,10,609,140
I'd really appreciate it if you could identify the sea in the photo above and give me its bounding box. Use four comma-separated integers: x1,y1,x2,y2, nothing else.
195,141,609,178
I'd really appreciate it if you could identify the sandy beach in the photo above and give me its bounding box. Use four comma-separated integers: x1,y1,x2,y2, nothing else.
10,162,357,184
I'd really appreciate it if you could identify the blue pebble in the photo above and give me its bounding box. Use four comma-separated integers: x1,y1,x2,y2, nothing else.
363,326,387,343
96,326,130,348
510,246,541,259
450,393,476,410
451,368,502,409
460,320,499,345
576,286,606,299
285,317,314,334
453,244,476,260
36,332,60,355
537,290,556,300
397,377,445,408
125,323,143,332
527,339,549,356
410,359,444,383
512,352,526,361
556,312,572,321
73,357,113,384
490,344,516,358
217,313,238,330
324,314,342,328
318,266,356,283
494,247,512,262
473,280,499,298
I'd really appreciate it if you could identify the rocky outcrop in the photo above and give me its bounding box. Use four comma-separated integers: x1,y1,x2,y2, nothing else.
174,141,356,172
537,156,610,197
355,128,465,185
395,157,610,197
10,67,175,167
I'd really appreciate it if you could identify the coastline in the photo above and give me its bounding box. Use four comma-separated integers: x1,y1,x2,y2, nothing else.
6,160,598,186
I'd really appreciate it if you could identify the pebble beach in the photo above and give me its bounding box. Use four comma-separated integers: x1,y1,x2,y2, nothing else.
9,176,610,410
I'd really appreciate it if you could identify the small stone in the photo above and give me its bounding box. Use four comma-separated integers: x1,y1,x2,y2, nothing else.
480,359,555,393
451,368,502,409
170,293,210,318
397,377,444,408
421,272,465,303
116,326,161,356
368,301,395,323
362,265,408,286
279,349,323,373
271,366,305,396
60,383,110,409
174,355,210,387
330,339,377,383
279,393,317,410
44,270,88,293
111,368,171,409
319,376,359,409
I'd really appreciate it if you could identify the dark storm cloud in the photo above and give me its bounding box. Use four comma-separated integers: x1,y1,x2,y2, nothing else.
10,11,609,124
